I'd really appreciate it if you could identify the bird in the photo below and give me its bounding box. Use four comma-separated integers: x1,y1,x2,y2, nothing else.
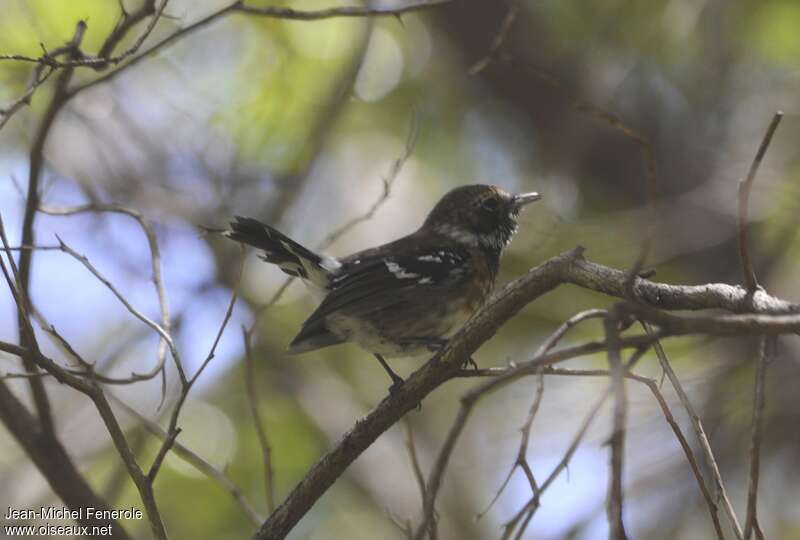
226,184,541,392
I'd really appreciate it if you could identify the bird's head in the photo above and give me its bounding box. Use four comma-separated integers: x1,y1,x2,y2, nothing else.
423,184,541,250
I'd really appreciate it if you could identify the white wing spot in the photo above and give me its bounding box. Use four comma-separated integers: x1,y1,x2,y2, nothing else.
418,277,432,284
321,255,342,271
385,260,420,279
418,254,442,262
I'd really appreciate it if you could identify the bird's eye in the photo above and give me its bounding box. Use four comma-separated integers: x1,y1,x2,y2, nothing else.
481,197,500,211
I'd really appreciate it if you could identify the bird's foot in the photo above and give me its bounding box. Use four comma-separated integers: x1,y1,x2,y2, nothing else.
462,356,479,370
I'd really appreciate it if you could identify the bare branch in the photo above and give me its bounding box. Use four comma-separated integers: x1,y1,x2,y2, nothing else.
475,369,542,521
478,309,607,520
403,418,428,505
415,333,650,540
0,371,50,380
147,252,241,482
15,20,89,436
642,322,744,539
247,110,419,331
111,394,264,525
66,3,239,96
0,62,55,130
502,385,613,539
89,390,169,539
468,1,520,75
1,231,165,538
604,310,629,540
498,55,659,295
56,236,186,381
505,348,649,540
235,0,452,21
96,0,169,68
67,0,451,97
41,202,176,386
637,369,726,539
251,243,800,539
535,309,608,356
243,327,276,514
147,428,182,483
317,112,419,251
737,112,783,291
743,337,772,540
0,378,133,537
413,394,474,540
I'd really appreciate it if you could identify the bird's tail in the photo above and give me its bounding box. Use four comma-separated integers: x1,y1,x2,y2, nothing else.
226,217,339,288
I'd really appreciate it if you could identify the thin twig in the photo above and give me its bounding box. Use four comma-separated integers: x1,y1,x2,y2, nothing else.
147,253,241,483
499,55,658,298
414,331,650,540
66,0,452,96
638,374,726,539
147,428,182,483
15,20,88,437
535,309,608,357
403,418,428,503
604,310,628,540
96,0,169,69
501,386,613,539
1,229,167,538
317,112,419,250
243,327,276,514
641,322,744,539
0,371,51,380
234,0,451,21
41,203,177,387
402,417,434,540
66,3,239,96
468,0,520,75
413,396,474,540
500,347,648,540
110,394,264,525
55,236,186,382
478,309,607,520
248,111,420,330
743,337,772,540
0,62,55,131
475,371,543,521
737,111,783,291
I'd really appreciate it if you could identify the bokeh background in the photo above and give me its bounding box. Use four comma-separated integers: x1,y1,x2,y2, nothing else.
2,0,800,538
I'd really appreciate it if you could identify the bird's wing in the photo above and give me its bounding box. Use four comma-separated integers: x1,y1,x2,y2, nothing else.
288,247,472,351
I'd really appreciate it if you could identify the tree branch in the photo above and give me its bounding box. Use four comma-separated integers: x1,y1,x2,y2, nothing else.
251,243,800,538
642,322,744,539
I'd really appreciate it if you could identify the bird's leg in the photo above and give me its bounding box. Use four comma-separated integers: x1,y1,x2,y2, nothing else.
374,354,404,393
463,356,478,370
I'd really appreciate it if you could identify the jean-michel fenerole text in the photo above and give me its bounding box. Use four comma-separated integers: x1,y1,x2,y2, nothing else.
4,506,143,521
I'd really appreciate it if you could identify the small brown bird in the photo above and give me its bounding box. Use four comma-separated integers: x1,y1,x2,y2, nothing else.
227,184,541,391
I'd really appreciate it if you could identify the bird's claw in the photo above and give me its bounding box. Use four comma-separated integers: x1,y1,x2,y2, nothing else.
462,356,478,370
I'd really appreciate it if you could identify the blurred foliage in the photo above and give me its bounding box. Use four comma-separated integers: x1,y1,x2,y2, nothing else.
2,0,800,539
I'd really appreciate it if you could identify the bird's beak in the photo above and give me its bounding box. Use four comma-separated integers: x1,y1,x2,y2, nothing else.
512,192,542,210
